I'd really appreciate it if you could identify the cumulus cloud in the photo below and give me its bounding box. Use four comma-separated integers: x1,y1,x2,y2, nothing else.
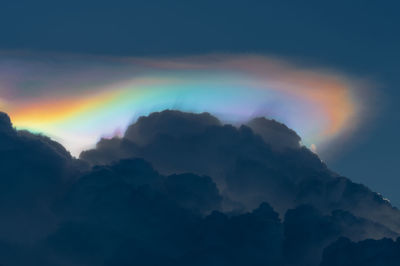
320,237,400,266
0,110,399,265
0,112,85,243
124,110,221,146
283,205,398,266
81,110,400,234
246,117,301,151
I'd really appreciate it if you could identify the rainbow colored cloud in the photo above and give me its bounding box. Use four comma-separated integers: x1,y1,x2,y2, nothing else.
0,53,367,157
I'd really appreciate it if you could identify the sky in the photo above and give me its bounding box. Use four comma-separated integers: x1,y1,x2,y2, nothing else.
0,0,399,205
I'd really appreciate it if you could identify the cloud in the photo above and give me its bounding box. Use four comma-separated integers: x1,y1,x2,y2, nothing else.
162,173,222,214
320,237,400,266
0,110,399,265
124,110,221,146
80,110,400,234
0,112,13,135
283,205,398,266
0,112,85,243
246,117,301,151
45,159,281,265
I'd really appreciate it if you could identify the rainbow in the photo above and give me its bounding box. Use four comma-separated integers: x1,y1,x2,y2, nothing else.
0,54,365,156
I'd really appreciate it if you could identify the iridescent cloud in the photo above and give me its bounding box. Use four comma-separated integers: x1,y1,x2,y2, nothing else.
0,53,368,156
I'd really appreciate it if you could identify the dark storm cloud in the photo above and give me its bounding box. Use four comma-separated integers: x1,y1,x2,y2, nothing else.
124,110,221,146
0,112,85,243
1,110,400,265
283,205,398,266
320,237,400,266
246,117,301,151
0,112,13,134
81,110,400,234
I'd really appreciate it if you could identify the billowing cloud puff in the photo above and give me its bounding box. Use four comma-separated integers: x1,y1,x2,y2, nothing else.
321,237,400,266
246,117,301,151
283,205,398,266
124,110,221,146
0,112,84,244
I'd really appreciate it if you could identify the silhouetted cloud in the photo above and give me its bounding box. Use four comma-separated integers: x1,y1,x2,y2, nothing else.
283,205,398,266
81,110,400,234
246,117,301,150
162,173,222,214
124,110,221,146
0,112,84,244
1,110,400,265
321,237,400,266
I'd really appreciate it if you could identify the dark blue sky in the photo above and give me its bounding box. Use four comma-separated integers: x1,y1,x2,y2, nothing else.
1,0,399,205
